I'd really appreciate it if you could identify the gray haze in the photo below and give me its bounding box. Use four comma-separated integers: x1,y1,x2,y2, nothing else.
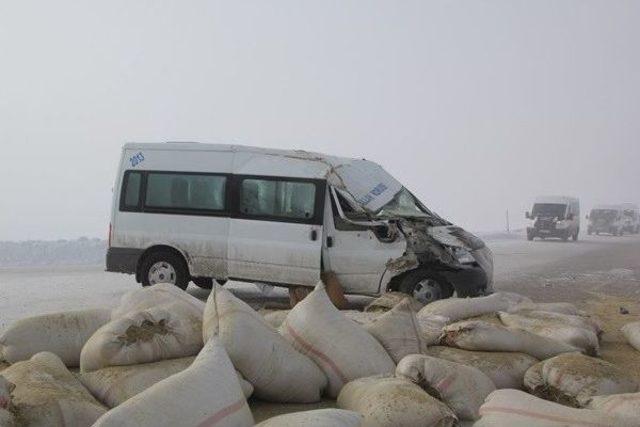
1,1,639,241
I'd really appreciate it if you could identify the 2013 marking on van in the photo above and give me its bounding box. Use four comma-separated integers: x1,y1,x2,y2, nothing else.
129,152,145,167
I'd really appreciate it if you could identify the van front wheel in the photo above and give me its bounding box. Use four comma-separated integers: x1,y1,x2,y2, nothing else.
140,250,190,290
397,270,452,305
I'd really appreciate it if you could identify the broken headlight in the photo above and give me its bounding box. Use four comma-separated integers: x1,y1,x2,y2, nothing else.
453,247,476,264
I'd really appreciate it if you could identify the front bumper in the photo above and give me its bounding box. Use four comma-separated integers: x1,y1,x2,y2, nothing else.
527,226,567,238
106,247,144,274
441,246,493,297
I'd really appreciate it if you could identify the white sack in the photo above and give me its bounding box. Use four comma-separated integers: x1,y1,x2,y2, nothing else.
621,321,640,352
337,376,456,427
0,308,111,367
111,283,205,319
508,302,582,315
80,302,202,372
440,320,580,360
80,356,253,408
523,353,638,405
396,354,495,420
580,392,640,425
498,312,600,356
510,310,604,337
426,346,537,389
0,376,15,427
92,337,254,427
474,389,630,427
417,292,531,323
2,352,106,427
364,299,427,363
203,285,326,403
281,282,395,398
343,310,383,325
255,409,363,427
364,292,424,313
417,315,450,346
261,310,290,329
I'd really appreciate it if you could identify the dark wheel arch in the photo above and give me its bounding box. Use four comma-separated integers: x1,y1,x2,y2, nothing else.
390,268,454,304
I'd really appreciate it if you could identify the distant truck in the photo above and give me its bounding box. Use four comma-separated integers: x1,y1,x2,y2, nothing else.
587,205,627,236
620,203,640,234
526,196,580,241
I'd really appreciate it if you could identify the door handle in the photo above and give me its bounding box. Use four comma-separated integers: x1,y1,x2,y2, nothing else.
310,229,318,241
327,236,334,247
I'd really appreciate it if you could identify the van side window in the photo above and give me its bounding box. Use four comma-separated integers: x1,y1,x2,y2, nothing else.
240,179,315,220
145,173,226,212
121,171,142,211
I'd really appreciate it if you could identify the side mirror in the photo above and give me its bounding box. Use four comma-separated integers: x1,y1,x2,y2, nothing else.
525,212,531,219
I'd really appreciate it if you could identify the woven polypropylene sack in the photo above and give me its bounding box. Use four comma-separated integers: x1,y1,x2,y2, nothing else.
255,409,363,427
281,282,395,398
622,322,640,352
92,337,254,427
417,292,531,323
2,352,106,427
396,354,495,420
337,376,456,427
0,309,111,367
111,283,204,319
80,302,203,372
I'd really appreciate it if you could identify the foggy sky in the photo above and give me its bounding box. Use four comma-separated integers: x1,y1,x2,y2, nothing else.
1,1,639,241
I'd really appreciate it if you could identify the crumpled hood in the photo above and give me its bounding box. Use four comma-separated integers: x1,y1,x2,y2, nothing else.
427,226,486,251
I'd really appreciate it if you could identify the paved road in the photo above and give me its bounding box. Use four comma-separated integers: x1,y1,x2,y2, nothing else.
2,232,639,331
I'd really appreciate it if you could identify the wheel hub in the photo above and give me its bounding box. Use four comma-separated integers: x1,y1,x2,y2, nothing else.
413,279,443,304
148,261,177,285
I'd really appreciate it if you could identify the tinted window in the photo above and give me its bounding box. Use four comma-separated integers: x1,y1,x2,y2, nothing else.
122,171,142,209
240,179,315,219
145,173,226,211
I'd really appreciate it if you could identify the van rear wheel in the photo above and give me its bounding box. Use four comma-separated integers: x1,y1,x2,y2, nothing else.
140,250,190,290
397,270,452,305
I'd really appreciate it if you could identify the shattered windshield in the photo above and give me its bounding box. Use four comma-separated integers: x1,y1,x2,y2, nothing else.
376,188,429,219
531,203,566,219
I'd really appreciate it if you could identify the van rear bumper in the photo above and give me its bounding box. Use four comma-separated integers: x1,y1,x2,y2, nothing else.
106,247,144,274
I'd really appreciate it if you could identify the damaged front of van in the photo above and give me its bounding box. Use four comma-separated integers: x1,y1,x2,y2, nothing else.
326,159,493,303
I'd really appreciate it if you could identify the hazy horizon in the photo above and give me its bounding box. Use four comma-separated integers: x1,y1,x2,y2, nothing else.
1,1,638,241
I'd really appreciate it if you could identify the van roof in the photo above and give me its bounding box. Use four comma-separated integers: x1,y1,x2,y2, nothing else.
534,195,579,204
122,142,403,213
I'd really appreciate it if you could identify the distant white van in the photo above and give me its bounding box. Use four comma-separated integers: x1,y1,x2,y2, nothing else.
620,203,640,234
107,143,493,304
587,204,626,236
525,196,580,241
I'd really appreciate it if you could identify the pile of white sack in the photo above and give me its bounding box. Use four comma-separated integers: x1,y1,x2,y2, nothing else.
1,281,640,427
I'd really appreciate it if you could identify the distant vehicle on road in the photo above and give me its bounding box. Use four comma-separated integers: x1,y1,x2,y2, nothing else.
587,205,626,236
106,142,494,304
526,196,580,242
620,203,640,234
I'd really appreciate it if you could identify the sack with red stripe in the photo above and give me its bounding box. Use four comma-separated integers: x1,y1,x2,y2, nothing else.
474,389,631,427
281,282,395,398
0,375,15,427
396,354,495,420
337,376,456,427
580,392,640,425
203,285,326,403
425,346,538,389
524,353,638,406
92,337,254,427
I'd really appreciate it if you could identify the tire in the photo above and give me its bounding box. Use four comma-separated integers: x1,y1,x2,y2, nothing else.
587,229,592,235
397,269,453,305
527,232,534,241
562,231,569,242
139,250,190,290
